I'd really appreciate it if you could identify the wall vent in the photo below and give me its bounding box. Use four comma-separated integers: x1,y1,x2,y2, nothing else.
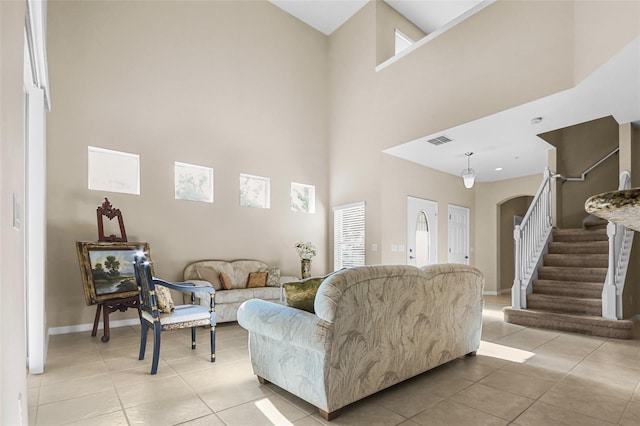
426,135,452,146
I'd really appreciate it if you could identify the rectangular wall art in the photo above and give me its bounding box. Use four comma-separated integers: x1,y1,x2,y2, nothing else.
76,241,151,305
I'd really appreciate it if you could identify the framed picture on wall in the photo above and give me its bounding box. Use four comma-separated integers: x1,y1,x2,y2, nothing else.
76,241,151,305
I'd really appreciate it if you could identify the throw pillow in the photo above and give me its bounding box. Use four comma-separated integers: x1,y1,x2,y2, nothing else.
194,266,223,291
264,265,281,287
219,272,233,290
283,276,325,313
154,284,174,313
247,272,268,288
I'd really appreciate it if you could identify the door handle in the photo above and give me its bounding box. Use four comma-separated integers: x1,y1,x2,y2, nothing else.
409,255,415,259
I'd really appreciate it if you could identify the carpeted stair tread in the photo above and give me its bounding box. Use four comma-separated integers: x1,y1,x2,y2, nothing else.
552,228,608,242
503,308,633,339
548,241,608,254
527,294,601,316
538,266,607,282
542,253,608,268
532,280,603,298
583,218,609,230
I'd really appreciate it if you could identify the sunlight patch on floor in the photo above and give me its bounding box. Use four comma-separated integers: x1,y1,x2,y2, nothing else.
482,309,505,321
478,340,534,363
255,398,293,426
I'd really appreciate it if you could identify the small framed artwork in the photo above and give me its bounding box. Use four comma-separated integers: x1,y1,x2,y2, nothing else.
76,241,151,305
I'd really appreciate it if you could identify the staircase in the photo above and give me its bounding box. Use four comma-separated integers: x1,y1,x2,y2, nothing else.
504,219,634,339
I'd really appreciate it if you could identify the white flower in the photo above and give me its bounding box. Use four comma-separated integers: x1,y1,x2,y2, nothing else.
295,241,317,260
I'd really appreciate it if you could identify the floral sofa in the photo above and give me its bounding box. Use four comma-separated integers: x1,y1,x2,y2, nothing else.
237,263,484,420
183,260,297,323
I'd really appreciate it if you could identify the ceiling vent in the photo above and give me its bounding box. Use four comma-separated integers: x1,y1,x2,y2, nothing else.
426,135,452,146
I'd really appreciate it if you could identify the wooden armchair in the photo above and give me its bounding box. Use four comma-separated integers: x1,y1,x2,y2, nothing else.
133,253,216,374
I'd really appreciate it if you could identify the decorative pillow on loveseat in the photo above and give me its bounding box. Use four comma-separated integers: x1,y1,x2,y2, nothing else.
283,275,327,313
263,265,281,287
193,266,224,290
247,272,268,288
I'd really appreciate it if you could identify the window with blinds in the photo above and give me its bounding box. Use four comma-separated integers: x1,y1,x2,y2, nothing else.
333,202,365,271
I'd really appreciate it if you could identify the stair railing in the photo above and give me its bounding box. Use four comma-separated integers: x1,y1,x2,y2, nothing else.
602,170,632,320
554,147,619,182
512,167,554,309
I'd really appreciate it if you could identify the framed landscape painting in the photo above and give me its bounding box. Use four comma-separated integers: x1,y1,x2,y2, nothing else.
76,241,151,305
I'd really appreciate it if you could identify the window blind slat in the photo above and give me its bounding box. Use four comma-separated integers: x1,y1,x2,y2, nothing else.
333,202,365,271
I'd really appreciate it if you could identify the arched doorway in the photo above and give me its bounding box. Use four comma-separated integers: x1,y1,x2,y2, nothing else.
497,196,534,294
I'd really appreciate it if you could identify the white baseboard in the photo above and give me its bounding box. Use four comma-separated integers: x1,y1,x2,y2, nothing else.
483,289,511,296
48,318,140,336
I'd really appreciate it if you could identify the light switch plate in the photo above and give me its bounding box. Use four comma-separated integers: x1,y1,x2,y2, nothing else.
13,193,21,230
371,244,378,252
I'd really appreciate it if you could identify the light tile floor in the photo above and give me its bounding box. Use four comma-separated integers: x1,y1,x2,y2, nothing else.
29,296,640,425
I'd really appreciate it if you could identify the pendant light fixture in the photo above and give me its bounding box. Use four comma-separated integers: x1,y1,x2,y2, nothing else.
461,152,475,189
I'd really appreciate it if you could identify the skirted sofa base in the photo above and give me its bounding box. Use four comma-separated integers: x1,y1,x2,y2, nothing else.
237,263,484,420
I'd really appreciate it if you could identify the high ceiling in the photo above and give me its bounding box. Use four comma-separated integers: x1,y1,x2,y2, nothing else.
269,1,640,183
270,0,484,36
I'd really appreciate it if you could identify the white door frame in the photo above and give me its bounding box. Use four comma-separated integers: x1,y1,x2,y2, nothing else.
24,32,47,375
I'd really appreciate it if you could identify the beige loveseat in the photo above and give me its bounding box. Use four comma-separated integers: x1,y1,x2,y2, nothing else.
183,260,297,323
237,263,484,420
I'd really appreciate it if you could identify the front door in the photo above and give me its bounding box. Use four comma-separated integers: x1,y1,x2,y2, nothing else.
407,196,438,266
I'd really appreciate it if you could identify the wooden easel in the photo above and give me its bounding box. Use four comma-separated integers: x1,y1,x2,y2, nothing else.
91,198,141,342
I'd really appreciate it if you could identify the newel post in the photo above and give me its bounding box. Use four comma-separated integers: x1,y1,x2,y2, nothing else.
602,222,618,320
512,225,524,309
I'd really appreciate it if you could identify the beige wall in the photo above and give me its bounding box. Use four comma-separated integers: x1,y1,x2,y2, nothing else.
574,0,640,84
46,1,329,328
498,196,533,293
622,125,640,318
375,0,425,65
541,117,619,228
328,0,574,280
1,0,29,423
380,155,474,266
475,174,542,293
43,0,640,329
373,0,575,147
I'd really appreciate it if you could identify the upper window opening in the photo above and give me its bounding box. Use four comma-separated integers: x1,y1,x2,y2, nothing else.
239,173,270,209
291,182,316,214
394,29,415,56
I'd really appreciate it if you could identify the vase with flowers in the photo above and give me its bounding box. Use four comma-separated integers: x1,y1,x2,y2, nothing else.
295,241,317,279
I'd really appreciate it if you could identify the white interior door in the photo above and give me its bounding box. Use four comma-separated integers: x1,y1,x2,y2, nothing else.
407,196,438,266
448,204,470,264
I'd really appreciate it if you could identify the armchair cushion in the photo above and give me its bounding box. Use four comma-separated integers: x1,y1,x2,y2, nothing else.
141,304,213,329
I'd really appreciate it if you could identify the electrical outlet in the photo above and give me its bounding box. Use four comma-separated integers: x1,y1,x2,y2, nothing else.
371,244,378,252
